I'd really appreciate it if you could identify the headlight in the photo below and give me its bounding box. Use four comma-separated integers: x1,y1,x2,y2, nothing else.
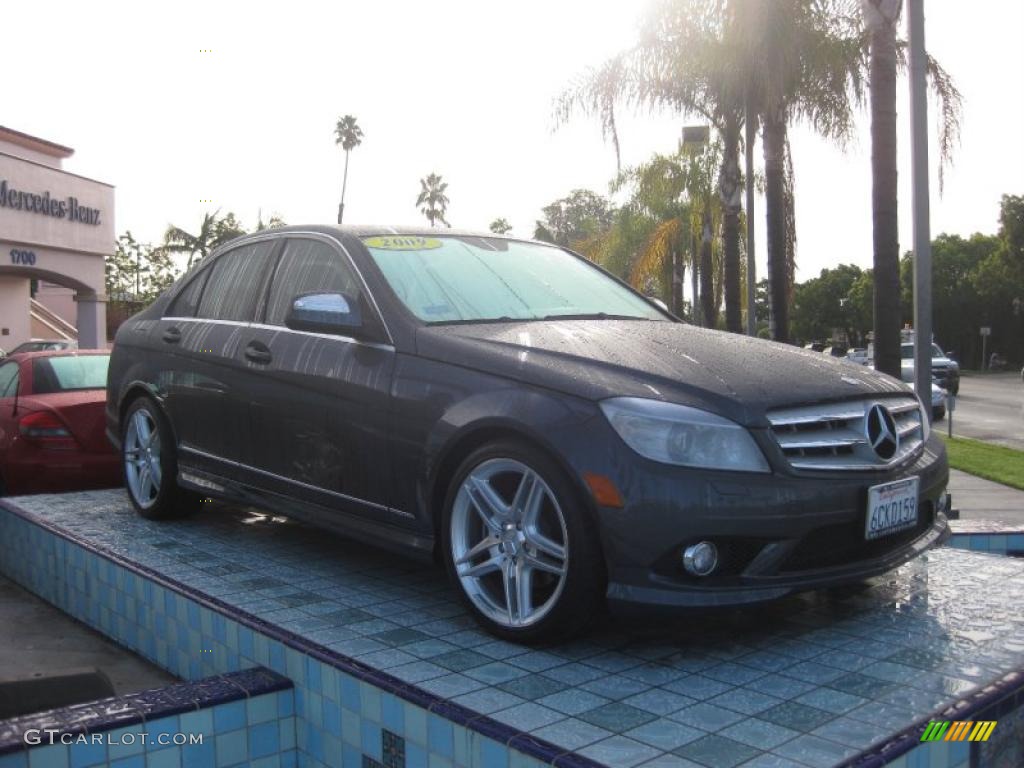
600,397,770,473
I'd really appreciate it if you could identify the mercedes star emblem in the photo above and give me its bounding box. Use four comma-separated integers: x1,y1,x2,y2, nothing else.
866,403,899,460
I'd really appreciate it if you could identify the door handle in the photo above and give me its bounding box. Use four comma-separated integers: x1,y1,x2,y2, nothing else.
244,342,272,365
162,327,182,344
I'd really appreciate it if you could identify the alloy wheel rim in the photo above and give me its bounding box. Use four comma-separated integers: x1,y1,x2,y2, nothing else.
124,410,161,509
450,458,569,629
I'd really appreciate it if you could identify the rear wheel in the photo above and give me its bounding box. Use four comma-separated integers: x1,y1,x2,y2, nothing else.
122,398,198,520
441,440,605,643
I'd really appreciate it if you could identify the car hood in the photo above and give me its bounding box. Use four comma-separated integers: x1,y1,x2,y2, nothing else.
416,320,909,426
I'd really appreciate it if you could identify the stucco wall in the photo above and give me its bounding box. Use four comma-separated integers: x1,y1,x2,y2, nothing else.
0,276,30,352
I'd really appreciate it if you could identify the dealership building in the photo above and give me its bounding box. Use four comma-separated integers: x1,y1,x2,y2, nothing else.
0,125,113,351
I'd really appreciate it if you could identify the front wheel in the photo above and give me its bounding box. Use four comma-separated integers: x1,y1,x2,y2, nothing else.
122,398,197,520
441,440,605,643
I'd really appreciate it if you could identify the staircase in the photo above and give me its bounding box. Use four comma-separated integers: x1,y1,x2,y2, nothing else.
29,298,77,341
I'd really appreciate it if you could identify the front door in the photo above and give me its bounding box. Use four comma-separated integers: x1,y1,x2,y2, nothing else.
239,236,396,520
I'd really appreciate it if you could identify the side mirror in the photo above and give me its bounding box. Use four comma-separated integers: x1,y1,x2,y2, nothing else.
647,297,669,312
285,292,362,336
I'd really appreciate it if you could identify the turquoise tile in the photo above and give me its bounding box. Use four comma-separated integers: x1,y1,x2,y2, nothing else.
145,746,179,768
359,681,382,720
215,729,248,766
427,713,454,758
0,753,29,768
323,696,342,737
250,721,281,759
341,707,360,746
381,692,404,732
213,700,246,733
279,717,297,752
69,740,106,768
28,746,70,768
108,725,146,760
110,756,144,768
404,703,428,746
476,734,508,768
361,720,382,760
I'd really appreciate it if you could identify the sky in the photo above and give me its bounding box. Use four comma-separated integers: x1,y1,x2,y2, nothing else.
4,0,1023,286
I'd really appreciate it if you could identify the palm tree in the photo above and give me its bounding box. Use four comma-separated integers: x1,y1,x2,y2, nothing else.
859,0,961,376
489,218,512,234
162,210,245,269
558,0,866,342
416,174,450,227
334,115,363,225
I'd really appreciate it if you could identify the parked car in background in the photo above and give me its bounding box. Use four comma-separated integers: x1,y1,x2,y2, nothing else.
822,345,848,358
900,342,960,395
4,339,78,356
107,226,950,642
0,351,119,495
930,382,947,421
846,348,870,366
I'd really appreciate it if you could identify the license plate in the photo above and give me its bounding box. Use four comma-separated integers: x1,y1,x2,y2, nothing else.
865,477,920,540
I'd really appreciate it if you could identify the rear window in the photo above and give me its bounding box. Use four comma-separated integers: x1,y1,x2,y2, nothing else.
32,356,110,394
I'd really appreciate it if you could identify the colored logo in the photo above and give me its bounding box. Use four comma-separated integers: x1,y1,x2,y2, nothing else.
920,720,997,742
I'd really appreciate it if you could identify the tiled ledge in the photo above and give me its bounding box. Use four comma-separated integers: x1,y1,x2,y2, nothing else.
3,491,1024,768
0,667,294,766
947,520,1024,556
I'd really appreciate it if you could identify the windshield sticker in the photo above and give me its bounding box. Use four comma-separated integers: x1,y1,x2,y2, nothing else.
364,235,443,251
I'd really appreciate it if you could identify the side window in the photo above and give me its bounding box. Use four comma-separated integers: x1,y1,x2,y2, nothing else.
264,239,360,326
166,269,209,318
196,241,276,322
0,362,19,398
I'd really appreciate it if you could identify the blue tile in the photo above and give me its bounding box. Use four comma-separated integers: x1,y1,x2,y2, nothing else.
109,757,144,768
28,744,69,768
324,696,343,737
407,741,427,768
428,713,454,758
215,729,248,766
213,700,246,733
69,741,106,768
145,746,180,768
478,736,508,768
250,721,281,759
382,693,405,732
362,720,382,761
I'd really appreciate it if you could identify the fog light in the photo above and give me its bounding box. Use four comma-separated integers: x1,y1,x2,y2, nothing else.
682,541,718,576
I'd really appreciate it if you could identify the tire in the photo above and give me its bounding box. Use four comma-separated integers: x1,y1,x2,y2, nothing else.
121,397,199,520
932,406,946,422
441,439,605,643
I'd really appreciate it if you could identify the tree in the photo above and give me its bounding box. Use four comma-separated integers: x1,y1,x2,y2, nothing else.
334,115,363,225
256,211,287,230
791,264,867,345
557,0,866,342
489,218,512,234
416,173,450,227
535,190,615,248
107,231,178,303
162,210,245,269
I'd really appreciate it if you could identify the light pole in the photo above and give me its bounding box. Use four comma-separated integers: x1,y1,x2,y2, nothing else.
909,0,933,403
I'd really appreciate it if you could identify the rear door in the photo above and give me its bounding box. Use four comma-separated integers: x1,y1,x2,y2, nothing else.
239,235,398,521
155,239,278,478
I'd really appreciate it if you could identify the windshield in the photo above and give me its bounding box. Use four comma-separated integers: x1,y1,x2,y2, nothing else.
363,235,667,324
32,355,110,394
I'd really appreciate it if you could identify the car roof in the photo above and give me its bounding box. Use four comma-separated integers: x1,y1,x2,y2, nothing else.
217,225,543,251
7,349,110,363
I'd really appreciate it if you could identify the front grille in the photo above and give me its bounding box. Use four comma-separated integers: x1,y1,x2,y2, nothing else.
768,397,925,471
780,502,934,572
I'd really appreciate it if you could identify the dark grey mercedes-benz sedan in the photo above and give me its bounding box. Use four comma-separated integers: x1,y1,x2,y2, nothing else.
106,226,950,642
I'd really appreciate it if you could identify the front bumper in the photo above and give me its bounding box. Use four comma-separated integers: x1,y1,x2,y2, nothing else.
586,431,950,612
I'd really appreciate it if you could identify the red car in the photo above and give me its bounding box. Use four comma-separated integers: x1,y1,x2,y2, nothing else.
0,350,120,495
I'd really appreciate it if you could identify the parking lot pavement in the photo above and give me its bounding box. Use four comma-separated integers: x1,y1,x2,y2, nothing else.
947,372,1024,451
0,575,176,696
948,468,1024,526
